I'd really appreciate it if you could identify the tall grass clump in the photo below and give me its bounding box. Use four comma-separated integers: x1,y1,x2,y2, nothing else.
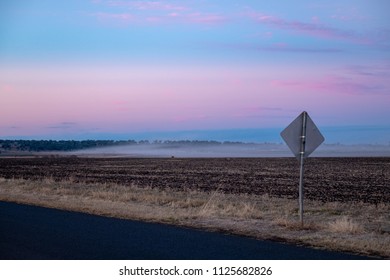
328,216,364,234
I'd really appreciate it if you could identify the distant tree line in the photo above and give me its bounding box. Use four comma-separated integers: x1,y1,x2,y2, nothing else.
0,139,137,152
0,139,271,152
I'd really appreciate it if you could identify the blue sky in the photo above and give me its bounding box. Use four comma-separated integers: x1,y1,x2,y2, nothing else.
1,0,389,144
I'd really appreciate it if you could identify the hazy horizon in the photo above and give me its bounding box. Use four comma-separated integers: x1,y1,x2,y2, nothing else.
2,125,389,145
1,137,389,157
71,142,390,158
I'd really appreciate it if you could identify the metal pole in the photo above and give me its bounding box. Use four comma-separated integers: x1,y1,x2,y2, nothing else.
299,111,307,227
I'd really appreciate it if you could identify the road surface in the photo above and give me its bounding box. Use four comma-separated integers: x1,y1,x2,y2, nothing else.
0,201,371,260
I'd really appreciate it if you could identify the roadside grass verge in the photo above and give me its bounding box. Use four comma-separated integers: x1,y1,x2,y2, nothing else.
0,177,389,258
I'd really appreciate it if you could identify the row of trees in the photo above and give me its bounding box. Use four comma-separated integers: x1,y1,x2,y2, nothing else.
0,140,136,152
0,139,254,152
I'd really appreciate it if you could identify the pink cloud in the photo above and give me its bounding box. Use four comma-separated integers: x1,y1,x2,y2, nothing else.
224,41,343,53
271,74,389,96
247,11,369,44
311,16,320,23
345,63,390,78
330,7,368,22
246,106,282,112
103,0,187,11
111,100,132,112
91,10,228,26
91,1,227,26
92,12,134,23
172,114,209,124
132,1,187,11
1,84,15,93
185,12,227,25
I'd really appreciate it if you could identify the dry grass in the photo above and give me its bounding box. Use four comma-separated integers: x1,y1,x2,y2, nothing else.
328,216,364,234
0,177,389,258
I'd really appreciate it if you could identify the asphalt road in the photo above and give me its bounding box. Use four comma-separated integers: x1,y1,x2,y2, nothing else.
0,201,371,260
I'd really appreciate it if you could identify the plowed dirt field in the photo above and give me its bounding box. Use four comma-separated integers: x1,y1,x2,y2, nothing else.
0,157,389,204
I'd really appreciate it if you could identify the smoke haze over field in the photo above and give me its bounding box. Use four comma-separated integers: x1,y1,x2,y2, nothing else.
72,143,390,158
3,126,390,145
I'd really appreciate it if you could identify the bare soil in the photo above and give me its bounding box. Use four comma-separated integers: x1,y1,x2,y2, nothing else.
0,157,389,204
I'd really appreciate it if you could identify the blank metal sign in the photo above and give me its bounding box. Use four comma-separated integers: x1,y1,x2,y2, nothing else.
281,112,325,159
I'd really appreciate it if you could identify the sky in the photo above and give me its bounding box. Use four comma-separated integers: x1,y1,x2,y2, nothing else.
1,0,390,144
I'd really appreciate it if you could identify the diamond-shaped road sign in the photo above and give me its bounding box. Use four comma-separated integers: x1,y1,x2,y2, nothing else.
280,111,325,227
281,111,324,159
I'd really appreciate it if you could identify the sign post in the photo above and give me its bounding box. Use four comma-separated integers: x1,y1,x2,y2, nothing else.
298,112,307,226
281,111,324,227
